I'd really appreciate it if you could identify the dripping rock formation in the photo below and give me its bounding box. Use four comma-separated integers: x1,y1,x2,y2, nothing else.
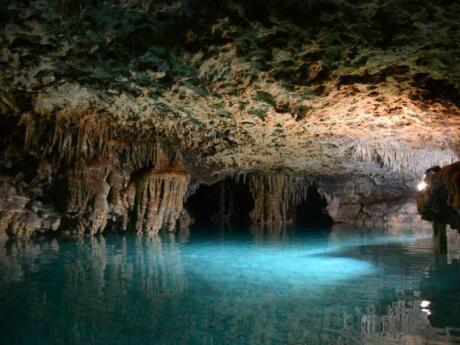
1,0,460,236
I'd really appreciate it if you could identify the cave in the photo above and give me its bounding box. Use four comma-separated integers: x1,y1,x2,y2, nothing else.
295,185,333,226
185,178,253,225
2,0,460,343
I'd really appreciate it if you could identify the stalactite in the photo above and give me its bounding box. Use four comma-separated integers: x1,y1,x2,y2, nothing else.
18,112,165,171
248,174,310,225
65,157,112,235
6,109,434,236
3,111,197,236
134,168,190,233
344,139,457,175
62,151,189,235
17,112,36,151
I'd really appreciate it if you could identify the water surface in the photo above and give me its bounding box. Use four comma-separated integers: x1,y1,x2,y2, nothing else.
1,225,460,345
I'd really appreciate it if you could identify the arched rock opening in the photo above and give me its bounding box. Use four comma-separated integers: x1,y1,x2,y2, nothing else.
296,185,333,226
185,176,334,228
185,178,253,225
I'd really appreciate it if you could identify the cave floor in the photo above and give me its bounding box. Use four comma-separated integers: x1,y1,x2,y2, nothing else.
1,225,460,345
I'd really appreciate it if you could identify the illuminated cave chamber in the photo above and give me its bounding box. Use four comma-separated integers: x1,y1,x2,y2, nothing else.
185,178,253,225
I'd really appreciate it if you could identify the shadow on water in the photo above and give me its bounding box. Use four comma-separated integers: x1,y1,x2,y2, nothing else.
0,226,460,345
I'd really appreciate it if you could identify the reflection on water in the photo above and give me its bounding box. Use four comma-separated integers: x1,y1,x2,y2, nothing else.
0,225,460,345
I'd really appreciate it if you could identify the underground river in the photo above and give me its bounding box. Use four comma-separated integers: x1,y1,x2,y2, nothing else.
1,225,460,345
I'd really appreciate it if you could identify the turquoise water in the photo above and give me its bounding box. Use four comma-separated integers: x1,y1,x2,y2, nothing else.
1,225,460,345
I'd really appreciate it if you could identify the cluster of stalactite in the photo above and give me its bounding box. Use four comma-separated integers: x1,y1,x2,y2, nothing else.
0,112,192,237
0,111,433,237
64,161,190,235
247,174,310,225
65,157,112,235
19,111,164,169
135,169,190,233
345,139,457,175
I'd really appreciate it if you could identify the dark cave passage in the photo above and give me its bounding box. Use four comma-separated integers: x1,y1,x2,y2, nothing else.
296,185,333,226
186,179,333,227
185,178,253,225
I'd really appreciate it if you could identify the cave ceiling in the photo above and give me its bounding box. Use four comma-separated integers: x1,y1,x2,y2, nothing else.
1,0,459,181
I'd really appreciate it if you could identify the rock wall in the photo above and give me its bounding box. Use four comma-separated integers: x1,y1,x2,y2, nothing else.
321,175,429,229
1,120,429,237
0,176,61,237
3,0,458,236
0,114,192,237
0,109,430,237
417,161,460,230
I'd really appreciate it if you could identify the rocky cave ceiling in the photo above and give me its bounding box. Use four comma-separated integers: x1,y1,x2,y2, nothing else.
0,0,459,235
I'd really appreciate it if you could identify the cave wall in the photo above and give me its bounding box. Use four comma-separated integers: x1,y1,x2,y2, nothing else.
417,161,460,231
0,113,192,237
0,113,429,237
2,0,457,236
321,175,429,229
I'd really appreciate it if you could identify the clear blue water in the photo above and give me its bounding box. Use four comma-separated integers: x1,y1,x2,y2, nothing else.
1,225,460,345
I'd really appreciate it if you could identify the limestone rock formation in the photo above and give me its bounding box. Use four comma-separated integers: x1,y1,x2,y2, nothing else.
417,162,460,230
1,0,460,236
0,176,61,237
135,168,190,233
0,109,192,236
248,174,309,225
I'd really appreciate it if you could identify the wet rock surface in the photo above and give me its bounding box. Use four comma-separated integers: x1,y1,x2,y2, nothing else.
417,162,460,231
2,0,459,236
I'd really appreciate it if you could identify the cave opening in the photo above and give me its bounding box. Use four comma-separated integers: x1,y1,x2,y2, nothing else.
296,185,333,226
185,178,253,225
